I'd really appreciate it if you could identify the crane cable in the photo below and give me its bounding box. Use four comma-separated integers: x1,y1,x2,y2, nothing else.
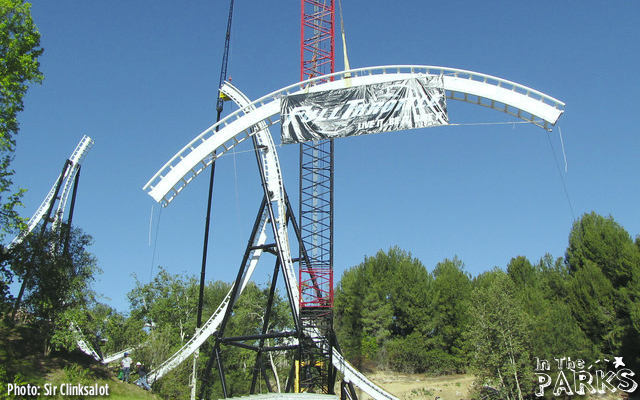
198,0,235,329
337,0,352,86
195,1,235,399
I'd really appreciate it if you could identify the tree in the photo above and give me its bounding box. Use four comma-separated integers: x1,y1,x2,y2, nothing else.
8,226,99,354
128,267,201,347
507,255,597,389
0,245,12,314
0,0,44,240
566,212,639,287
334,247,433,371
506,256,536,290
422,257,471,373
126,269,294,398
468,269,533,400
127,270,228,398
565,212,640,369
82,302,141,358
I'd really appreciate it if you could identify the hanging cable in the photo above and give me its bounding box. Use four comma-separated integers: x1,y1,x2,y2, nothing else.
559,126,568,172
148,205,154,246
546,129,576,220
448,120,544,127
149,206,163,283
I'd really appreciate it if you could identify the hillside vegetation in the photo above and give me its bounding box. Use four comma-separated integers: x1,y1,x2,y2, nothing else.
3,208,639,400
334,212,640,399
0,322,160,400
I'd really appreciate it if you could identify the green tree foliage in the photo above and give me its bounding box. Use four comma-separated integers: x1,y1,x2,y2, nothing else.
424,257,471,373
8,226,99,354
566,212,639,286
504,255,597,399
567,262,621,352
0,0,43,240
127,269,230,398
331,212,640,398
335,249,475,374
386,257,472,374
334,247,432,370
128,267,202,348
565,212,640,368
125,269,293,399
467,269,532,400
0,246,12,314
83,302,139,358
507,255,595,363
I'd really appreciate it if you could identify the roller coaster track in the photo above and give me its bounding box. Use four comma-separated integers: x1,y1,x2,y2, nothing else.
220,81,300,318
71,323,102,362
144,65,564,206
145,81,299,385
10,136,101,361
10,135,94,247
140,66,564,398
102,347,136,364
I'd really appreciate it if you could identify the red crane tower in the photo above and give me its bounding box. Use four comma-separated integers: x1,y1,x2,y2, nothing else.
298,0,336,393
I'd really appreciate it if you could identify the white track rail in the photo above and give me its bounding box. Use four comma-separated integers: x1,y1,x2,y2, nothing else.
10,136,99,363
71,323,102,362
220,82,300,317
332,348,398,400
144,65,564,206
146,81,303,384
51,135,93,232
10,135,94,247
102,347,136,364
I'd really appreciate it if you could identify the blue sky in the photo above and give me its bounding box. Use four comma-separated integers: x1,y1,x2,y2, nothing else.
11,1,640,312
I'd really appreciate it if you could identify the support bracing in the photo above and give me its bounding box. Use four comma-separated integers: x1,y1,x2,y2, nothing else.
62,165,81,256
250,256,284,393
11,160,71,320
198,187,307,398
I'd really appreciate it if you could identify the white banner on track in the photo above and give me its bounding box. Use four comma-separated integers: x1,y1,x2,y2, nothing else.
281,76,448,144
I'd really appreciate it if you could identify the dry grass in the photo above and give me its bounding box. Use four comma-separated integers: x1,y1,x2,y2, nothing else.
353,371,475,400
351,371,639,400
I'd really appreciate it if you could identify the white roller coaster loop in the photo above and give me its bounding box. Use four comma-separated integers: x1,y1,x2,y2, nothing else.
140,66,564,398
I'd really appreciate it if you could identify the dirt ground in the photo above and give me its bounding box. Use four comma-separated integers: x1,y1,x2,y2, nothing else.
349,371,639,400
353,372,475,400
